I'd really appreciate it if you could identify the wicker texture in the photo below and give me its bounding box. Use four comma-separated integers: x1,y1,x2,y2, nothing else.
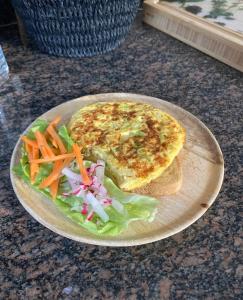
11,0,140,57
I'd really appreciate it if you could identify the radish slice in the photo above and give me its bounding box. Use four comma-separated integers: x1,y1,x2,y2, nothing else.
89,163,97,176
95,160,105,184
86,210,94,221
76,189,86,198
67,179,80,191
81,202,88,215
62,167,82,182
86,192,109,222
62,162,124,222
99,185,107,197
91,176,107,196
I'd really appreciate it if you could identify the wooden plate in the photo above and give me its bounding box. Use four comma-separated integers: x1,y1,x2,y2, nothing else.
10,93,224,246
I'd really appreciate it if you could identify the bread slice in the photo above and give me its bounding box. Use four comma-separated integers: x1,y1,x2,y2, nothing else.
132,157,182,198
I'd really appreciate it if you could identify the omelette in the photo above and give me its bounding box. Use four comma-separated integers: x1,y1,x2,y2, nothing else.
69,102,185,191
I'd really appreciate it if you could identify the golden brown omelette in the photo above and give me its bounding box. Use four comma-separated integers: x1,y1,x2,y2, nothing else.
69,102,185,191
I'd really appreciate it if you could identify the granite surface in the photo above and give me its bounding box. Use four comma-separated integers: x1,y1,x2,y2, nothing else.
0,12,242,300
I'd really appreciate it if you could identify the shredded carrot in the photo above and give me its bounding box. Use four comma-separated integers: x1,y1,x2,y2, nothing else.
30,147,39,183
72,144,91,185
51,147,60,155
25,143,33,160
63,157,74,168
22,116,76,196
39,160,63,189
50,178,60,199
51,138,58,149
45,116,61,140
32,147,39,159
48,116,61,128
21,136,38,148
47,125,67,154
35,131,50,158
39,157,73,189
34,131,55,158
44,133,49,141
31,153,75,164
45,146,55,158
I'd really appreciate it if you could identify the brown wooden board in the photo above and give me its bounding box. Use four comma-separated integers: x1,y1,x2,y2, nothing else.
144,1,243,72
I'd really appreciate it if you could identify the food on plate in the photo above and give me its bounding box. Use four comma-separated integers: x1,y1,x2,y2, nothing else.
69,102,185,191
13,117,158,236
13,101,186,236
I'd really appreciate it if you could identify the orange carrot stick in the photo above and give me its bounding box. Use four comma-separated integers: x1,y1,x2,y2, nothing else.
34,131,55,158
39,157,73,189
47,125,67,154
45,146,55,158
39,160,63,189
51,138,58,149
21,136,38,148
48,116,61,128
30,147,39,183
50,178,60,199
25,143,33,160
31,153,75,164
72,144,91,185
51,147,60,155
34,131,50,158
63,157,74,168
45,116,61,139
44,116,61,138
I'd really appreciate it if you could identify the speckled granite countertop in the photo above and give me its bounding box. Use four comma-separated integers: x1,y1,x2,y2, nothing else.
1,12,242,300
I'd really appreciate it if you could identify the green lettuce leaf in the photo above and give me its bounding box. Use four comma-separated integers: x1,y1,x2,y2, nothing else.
54,175,158,236
34,163,53,186
14,153,158,236
26,119,48,140
58,125,74,152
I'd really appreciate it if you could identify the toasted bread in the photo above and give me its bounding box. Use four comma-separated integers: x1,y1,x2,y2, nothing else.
132,157,182,198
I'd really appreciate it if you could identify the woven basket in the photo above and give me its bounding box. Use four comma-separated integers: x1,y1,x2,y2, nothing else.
11,0,140,57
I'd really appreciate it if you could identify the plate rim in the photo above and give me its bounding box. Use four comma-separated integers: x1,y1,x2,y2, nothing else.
10,93,224,247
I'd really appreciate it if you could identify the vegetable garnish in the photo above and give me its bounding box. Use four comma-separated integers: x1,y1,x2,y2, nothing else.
23,140,39,183
30,147,39,183
30,153,75,164
34,131,55,158
51,138,59,149
39,160,63,189
47,115,61,129
50,178,60,200
21,136,38,148
72,143,91,186
47,125,67,154
14,117,158,236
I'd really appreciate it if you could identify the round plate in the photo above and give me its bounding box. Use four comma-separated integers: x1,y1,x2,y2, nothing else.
10,93,224,246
